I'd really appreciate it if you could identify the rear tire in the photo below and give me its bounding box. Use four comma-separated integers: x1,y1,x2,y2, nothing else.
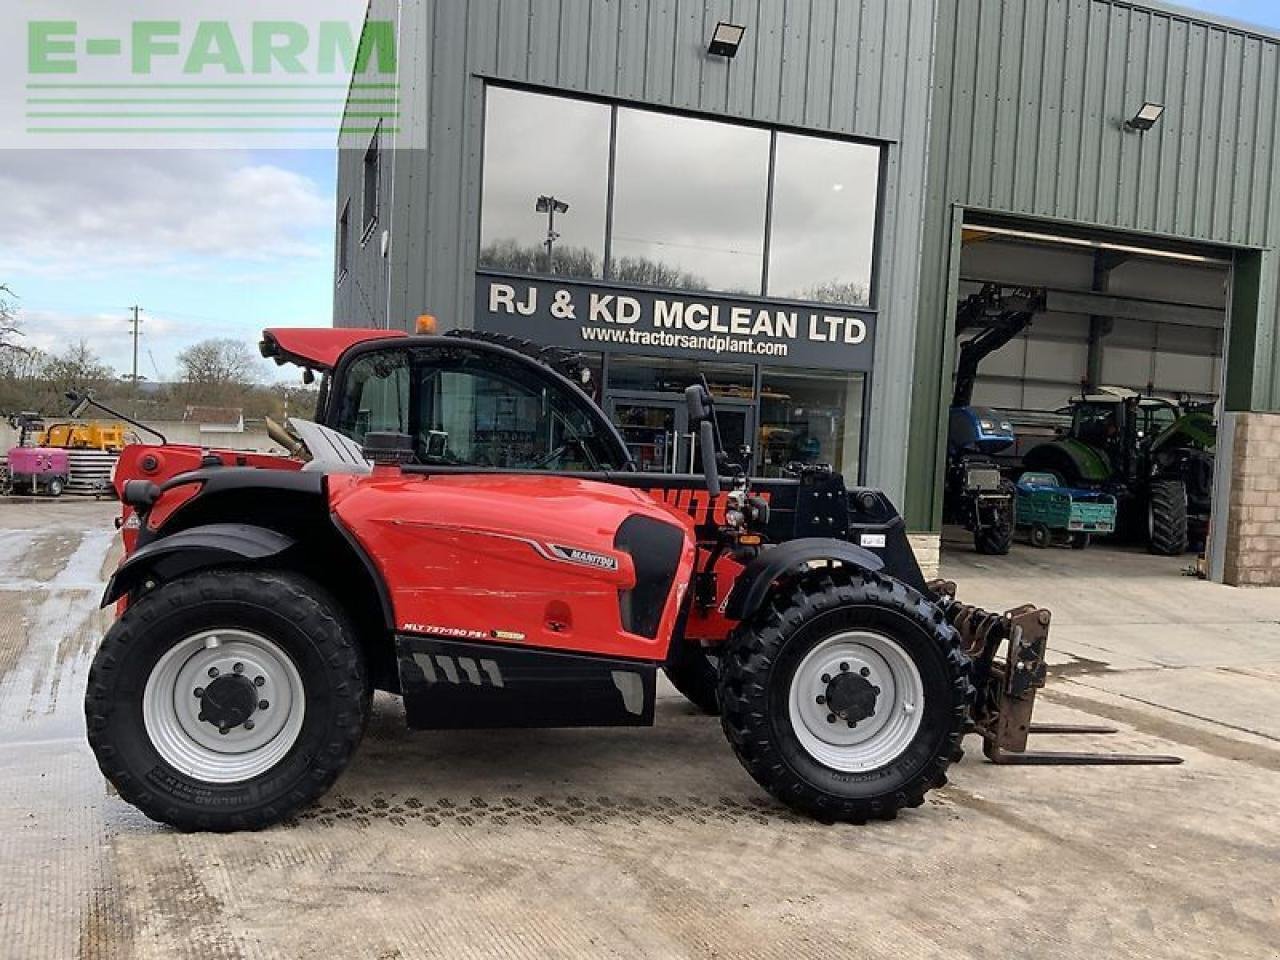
85,569,369,831
1029,523,1052,549
718,569,971,823
663,640,720,715
1070,532,1090,550
47,477,64,497
973,482,1015,555
1147,479,1188,555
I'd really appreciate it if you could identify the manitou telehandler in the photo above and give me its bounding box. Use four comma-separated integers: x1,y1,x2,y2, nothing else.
83,327,1178,832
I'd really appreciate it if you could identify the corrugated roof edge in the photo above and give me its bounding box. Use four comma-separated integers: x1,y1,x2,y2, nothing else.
1122,0,1280,46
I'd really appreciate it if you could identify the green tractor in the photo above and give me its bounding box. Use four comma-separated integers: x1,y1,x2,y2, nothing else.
1022,389,1216,555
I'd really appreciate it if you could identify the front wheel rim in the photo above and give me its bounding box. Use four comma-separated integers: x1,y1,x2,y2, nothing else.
142,628,306,784
787,630,925,773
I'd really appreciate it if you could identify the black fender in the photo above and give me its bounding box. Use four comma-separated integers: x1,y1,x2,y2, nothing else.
723,537,886,622
102,523,295,607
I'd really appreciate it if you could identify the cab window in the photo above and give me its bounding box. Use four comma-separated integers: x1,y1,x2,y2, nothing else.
1140,403,1177,439
334,346,620,470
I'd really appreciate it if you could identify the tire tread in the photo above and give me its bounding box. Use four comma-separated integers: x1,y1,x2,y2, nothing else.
84,568,369,832
717,568,973,823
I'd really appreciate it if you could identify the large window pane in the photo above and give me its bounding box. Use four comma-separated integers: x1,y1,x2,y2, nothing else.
480,88,610,279
758,369,864,480
767,133,879,305
611,109,769,294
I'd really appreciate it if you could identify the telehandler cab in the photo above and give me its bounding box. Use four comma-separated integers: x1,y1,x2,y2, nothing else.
83,328,1179,832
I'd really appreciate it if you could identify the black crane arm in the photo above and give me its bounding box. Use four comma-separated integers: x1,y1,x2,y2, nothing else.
952,285,1046,409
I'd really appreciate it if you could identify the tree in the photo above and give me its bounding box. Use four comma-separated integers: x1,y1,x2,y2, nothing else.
43,340,114,391
176,338,260,405
609,256,706,292
0,284,28,357
9,340,117,414
797,279,870,307
479,238,601,278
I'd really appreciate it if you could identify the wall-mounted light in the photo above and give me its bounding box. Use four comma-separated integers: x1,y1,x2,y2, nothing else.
708,21,745,58
1125,102,1165,132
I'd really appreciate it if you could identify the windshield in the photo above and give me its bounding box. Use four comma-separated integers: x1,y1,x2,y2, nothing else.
333,346,623,471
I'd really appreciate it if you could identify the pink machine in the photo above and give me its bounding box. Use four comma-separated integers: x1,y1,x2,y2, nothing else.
6,447,69,496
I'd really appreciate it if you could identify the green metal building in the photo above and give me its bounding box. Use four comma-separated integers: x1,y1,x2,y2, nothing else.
334,0,1280,538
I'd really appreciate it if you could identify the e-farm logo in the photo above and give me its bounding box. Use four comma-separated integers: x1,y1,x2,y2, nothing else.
17,9,398,146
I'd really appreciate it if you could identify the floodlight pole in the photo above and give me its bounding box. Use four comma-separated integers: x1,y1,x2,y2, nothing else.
536,195,568,273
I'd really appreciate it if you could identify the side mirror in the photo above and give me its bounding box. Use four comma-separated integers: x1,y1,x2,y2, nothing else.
685,383,712,423
685,384,721,497
700,420,720,497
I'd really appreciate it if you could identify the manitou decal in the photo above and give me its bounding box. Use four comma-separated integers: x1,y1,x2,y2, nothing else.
547,544,620,571
648,488,772,527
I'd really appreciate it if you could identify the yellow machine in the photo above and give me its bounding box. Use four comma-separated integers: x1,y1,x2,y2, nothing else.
37,421,127,453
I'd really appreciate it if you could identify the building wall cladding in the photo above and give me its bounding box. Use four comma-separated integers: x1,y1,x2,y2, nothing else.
334,0,399,329
335,0,939,508
908,0,1280,528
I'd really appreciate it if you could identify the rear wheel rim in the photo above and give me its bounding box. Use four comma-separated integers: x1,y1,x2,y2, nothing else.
786,630,925,773
142,628,306,784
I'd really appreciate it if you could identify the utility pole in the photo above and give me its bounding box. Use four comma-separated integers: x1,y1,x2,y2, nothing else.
128,305,143,418
129,306,142,393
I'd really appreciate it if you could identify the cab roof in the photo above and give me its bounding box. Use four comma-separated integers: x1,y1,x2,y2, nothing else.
259,327,408,372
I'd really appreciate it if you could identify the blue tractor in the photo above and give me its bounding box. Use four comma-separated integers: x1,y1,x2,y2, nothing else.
943,285,1045,555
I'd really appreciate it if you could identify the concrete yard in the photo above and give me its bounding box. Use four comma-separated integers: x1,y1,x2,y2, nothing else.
1,499,1277,960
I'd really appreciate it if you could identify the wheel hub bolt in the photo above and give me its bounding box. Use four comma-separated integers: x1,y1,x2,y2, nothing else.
821,674,831,684
233,662,244,674
253,676,265,687
839,662,849,672
218,726,230,735
193,687,204,698
207,667,219,678
860,667,870,677
258,700,269,710
847,720,856,728
826,713,836,723
244,720,255,731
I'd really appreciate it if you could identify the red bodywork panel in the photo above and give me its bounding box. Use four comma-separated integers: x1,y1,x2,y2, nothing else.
113,443,300,554
113,441,737,661
330,471,697,661
260,327,407,371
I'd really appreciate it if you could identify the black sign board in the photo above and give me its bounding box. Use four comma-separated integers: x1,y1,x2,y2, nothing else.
474,273,876,370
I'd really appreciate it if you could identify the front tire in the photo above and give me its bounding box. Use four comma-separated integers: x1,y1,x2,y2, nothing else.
85,569,369,831
718,569,970,823
1147,479,1188,555
973,483,1015,555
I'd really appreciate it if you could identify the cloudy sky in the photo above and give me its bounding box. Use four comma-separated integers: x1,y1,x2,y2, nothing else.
1,149,335,381
0,0,1274,381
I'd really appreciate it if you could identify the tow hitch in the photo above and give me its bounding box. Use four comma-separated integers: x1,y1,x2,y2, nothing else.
929,581,1183,766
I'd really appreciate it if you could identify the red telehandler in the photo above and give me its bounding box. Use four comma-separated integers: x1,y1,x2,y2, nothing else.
82,328,1178,831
